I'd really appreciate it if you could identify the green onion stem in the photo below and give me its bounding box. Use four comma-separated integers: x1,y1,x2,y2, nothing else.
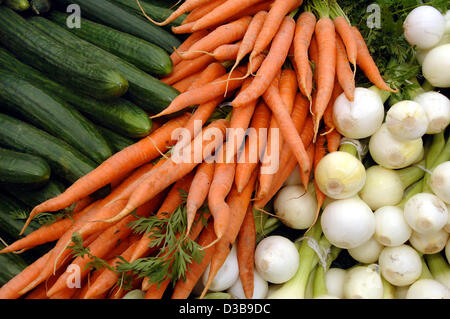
396,160,425,189
419,255,434,280
423,135,450,192
425,253,450,286
200,292,233,299
397,179,424,209
382,277,396,299
338,143,358,157
312,244,341,298
369,85,392,104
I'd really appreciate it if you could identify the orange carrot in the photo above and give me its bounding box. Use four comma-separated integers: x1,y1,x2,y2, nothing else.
232,16,296,108
237,206,256,299
333,16,357,70
183,0,227,24
335,34,355,101
312,17,337,140
24,114,190,233
172,21,196,34
312,132,328,226
172,71,203,93
161,54,215,85
322,80,343,132
352,26,397,92
235,101,271,193
211,42,240,61
188,62,227,91
299,141,315,186
293,11,316,100
171,30,209,66
250,0,303,61
71,197,94,214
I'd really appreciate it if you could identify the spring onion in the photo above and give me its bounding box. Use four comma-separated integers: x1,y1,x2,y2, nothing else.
373,206,412,247
227,270,269,299
406,279,450,299
414,92,450,133
202,244,239,292
409,228,449,254
348,237,384,264
325,268,347,299
378,245,422,287
385,100,429,140
422,44,450,88
430,161,450,204
425,253,450,289
343,264,384,299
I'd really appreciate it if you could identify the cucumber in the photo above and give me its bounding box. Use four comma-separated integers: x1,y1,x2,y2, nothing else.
30,0,51,14
0,7,128,100
0,70,113,164
111,0,186,28
53,0,180,53
0,147,50,187
4,0,30,11
0,242,28,287
0,47,151,138
2,180,66,209
0,193,40,239
32,15,179,114
98,126,134,153
45,12,172,76
0,113,97,184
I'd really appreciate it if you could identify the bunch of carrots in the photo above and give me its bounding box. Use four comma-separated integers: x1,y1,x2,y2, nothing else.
0,0,396,299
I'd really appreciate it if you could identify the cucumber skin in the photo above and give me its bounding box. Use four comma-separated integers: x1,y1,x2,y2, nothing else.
98,126,134,153
0,113,97,184
2,180,66,209
0,147,51,186
0,242,28,287
0,47,151,138
0,6,129,100
0,70,113,164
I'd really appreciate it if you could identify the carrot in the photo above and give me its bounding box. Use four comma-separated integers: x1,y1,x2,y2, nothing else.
279,68,298,115
178,16,252,60
110,120,229,224
312,132,328,227
250,0,303,61
23,114,190,233
333,16,357,71
300,141,315,186
352,26,397,92
237,206,256,299
211,42,241,61
322,80,343,132
326,129,342,153
171,222,217,299
71,197,94,215
188,62,227,91
152,56,265,118
232,16,296,108
161,54,215,85
201,170,257,298
262,79,311,190
171,30,209,66
138,0,211,26
192,0,266,32
311,15,337,141
182,0,227,25
235,101,271,193
172,71,203,93
172,21,196,34
103,233,141,262
335,33,355,101
186,162,215,236
293,11,317,100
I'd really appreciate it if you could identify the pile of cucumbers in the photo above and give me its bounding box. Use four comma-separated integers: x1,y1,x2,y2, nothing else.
0,0,184,283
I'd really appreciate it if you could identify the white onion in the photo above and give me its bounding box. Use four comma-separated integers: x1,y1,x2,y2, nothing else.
359,166,405,210
274,184,317,230
122,289,145,299
446,204,450,233
333,88,385,139
202,244,239,292
395,285,410,299
325,268,347,299
404,193,448,235
385,100,429,140
321,196,375,249
406,279,450,299
315,151,366,200
414,91,450,133
374,206,412,246
430,161,450,204
378,245,422,287
403,5,446,49
343,265,383,299
227,270,268,299
254,236,300,284
409,229,449,254
348,237,384,264
369,124,424,169
422,44,450,88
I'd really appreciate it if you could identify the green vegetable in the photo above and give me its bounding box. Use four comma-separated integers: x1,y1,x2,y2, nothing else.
0,47,151,138
0,193,40,239
0,113,97,184
2,180,66,209
0,6,128,100
53,0,181,53
98,126,134,153
0,70,113,164
0,242,28,287
0,147,50,187
4,0,30,11
30,0,51,14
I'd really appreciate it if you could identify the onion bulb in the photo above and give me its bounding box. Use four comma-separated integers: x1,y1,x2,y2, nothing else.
422,44,450,88
343,265,383,299
409,229,449,254
227,270,268,299
321,196,375,249
315,151,366,200
430,161,450,204
406,279,450,299
404,193,448,235
414,91,450,133
348,237,384,264
378,245,422,287
385,100,429,140
374,206,412,246
202,244,239,292
325,268,347,299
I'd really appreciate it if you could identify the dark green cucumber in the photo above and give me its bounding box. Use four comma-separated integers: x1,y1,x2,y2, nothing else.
98,126,134,153
0,47,151,138
0,193,40,239
0,113,97,184
0,7,128,100
30,0,51,14
0,242,28,287
53,0,180,53
31,15,179,114
2,180,66,209
0,147,50,187
111,0,186,28
4,0,30,11
0,71,113,164
45,12,172,76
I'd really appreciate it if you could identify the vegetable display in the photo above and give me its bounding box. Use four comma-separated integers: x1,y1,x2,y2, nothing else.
0,0,449,302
